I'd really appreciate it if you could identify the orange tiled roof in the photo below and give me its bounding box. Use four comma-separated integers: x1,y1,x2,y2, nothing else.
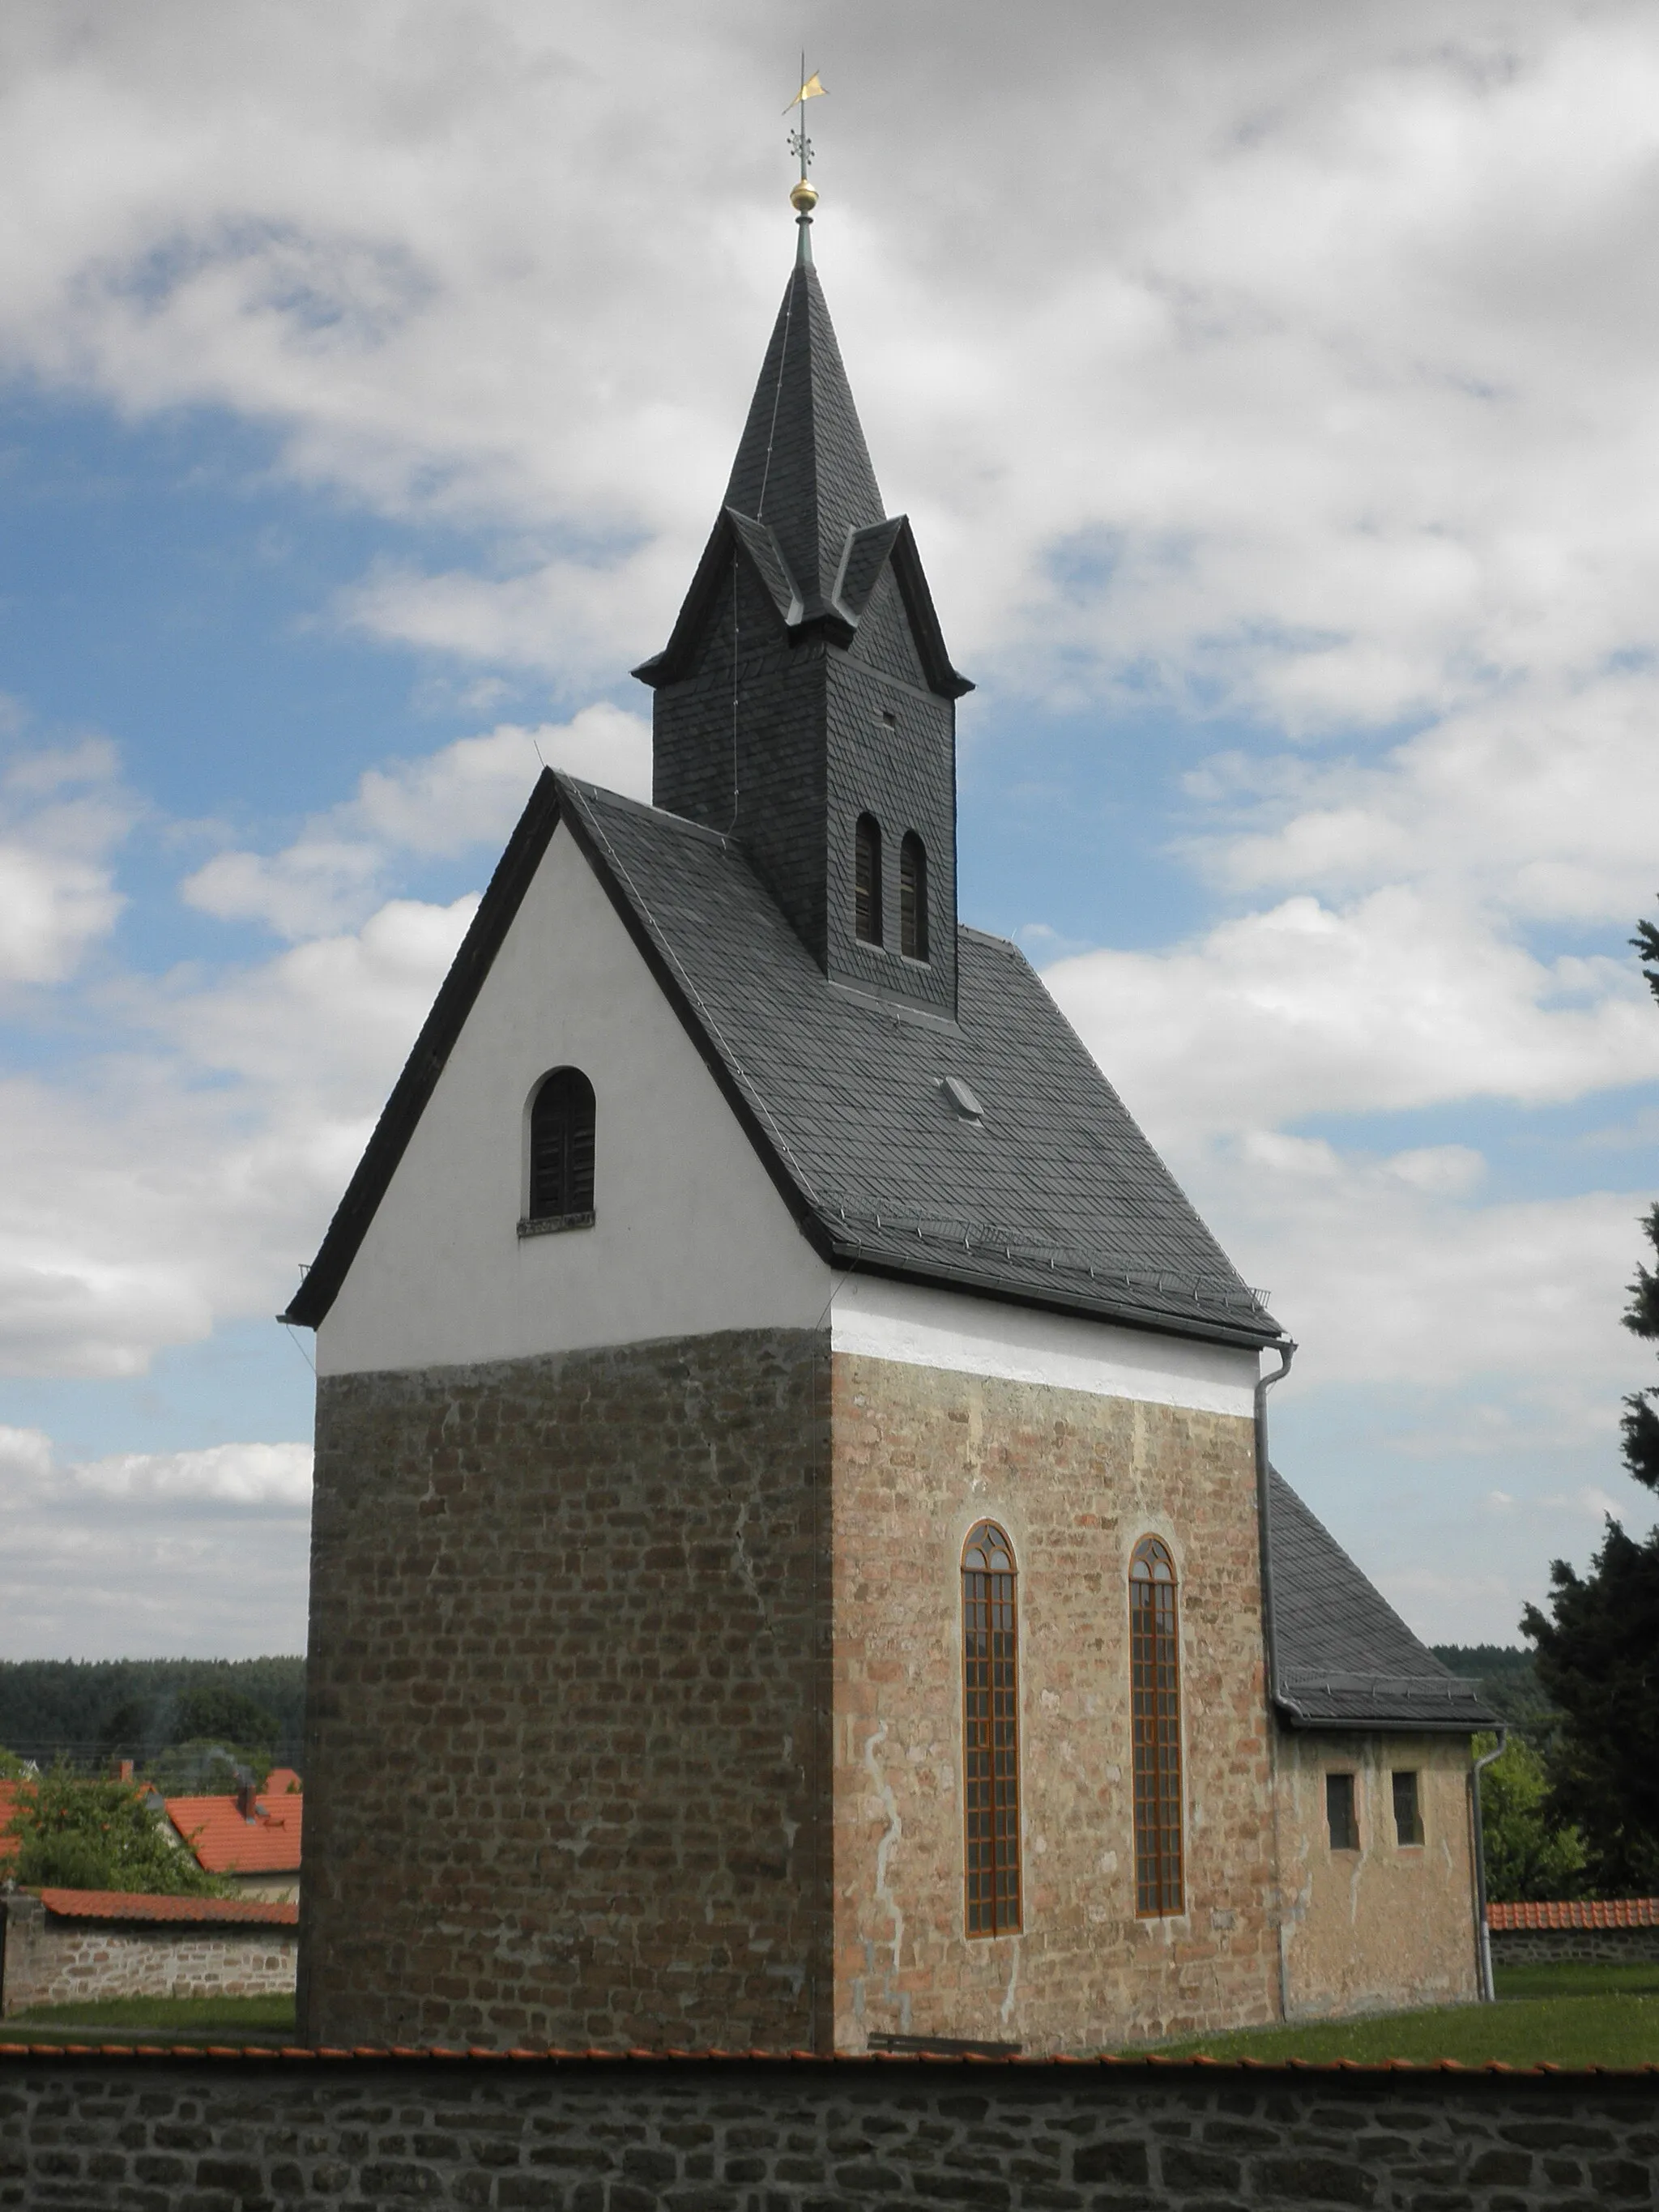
1487,1896,1659,1930
166,1790,303,1875
263,1767,303,1796
35,1887,297,1926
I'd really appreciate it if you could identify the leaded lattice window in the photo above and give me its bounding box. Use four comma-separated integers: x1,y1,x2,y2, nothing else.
1130,1534,1183,1916
962,1519,1021,1935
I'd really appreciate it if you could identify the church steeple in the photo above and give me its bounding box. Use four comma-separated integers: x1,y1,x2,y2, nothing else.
635,213,970,1019
719,249,885,624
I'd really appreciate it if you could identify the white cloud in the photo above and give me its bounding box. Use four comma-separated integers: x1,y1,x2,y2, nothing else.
0,739,128,984
1045,889,1659,1149
1208,1145,1642,1390
0,1426,310,1658
0,890,475,1377
181,705,649,938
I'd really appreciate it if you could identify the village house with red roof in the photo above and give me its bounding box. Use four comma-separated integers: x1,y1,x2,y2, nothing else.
164,1768,303,1902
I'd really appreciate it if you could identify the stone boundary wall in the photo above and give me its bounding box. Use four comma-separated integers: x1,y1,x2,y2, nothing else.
0,1899,296,2017
2,2048,1657,2209
1491,1923,1659,1966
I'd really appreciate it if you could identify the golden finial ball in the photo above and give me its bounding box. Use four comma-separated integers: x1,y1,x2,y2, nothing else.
790,179,819,214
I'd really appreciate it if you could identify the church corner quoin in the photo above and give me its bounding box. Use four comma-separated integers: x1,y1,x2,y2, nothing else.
290,209,1495,2053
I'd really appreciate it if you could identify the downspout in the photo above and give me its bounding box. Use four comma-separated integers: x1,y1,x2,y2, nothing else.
1469,1726,1507,2004
1253,1338,1296,2022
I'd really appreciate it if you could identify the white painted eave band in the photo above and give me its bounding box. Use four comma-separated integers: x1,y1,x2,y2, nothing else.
830,1273,1259,1417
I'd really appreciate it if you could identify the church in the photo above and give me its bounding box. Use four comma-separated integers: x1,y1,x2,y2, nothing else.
284,178,1495,2056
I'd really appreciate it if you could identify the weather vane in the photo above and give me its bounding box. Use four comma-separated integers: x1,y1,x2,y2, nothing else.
784,55,826,221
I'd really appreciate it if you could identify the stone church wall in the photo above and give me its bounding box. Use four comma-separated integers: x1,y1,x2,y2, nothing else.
301,1328,831,2053
1274,1730,1481,2018
829,1351,1281,2053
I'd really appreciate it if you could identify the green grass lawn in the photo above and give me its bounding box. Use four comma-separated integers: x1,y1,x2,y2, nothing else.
1141,1960,1659,2069
2,1993,296,2043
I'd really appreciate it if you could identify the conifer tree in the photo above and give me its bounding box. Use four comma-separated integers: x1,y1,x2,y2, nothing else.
1520,903,1659,1894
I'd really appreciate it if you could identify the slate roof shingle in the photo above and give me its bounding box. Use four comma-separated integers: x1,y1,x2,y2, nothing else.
1268,1470,1497,1731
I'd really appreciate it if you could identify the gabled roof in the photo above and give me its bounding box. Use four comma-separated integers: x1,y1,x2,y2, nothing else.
1268,1471,1496,1733
166,1790,302,1876
287,772,1282,1351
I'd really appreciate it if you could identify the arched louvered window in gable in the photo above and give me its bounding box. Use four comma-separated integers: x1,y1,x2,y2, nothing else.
962,1519,1021,1935
1129,1535,1184,1917
855,813,883,945
899,833,928,963
525,1068,596,1230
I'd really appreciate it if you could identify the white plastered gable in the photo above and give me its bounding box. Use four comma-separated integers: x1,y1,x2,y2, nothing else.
316,818,833,1377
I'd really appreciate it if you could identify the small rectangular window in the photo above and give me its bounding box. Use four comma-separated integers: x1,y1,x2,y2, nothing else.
1326,1771,1358,1852
1392,1770,1422,1847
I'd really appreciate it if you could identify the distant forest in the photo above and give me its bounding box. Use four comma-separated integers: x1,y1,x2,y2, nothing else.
1431,1644,1556,1743
0,1656,305,1771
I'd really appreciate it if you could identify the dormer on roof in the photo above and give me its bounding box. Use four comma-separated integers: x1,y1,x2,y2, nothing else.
634,200,970,1021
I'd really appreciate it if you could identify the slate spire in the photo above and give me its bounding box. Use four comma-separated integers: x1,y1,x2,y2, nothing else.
719,245,885,621
637,217,970,1020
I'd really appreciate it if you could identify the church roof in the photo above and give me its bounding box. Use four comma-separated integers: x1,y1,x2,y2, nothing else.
284,769,1282,1350
1268,1470,1497,1732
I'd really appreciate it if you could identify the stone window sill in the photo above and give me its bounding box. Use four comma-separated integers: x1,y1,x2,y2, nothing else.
518,1211,595,1238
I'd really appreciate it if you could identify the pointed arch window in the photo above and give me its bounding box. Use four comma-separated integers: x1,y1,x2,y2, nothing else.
899,833,928,963
855,814,883,945
1130,1535,1183,1916
523,1067,596,1232
962,1519,1021,1935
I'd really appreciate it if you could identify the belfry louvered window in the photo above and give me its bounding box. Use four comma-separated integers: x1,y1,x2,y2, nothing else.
899,833,928,962
855,813,883,945
1130,1535,1184,1916
962,1519,1021,1935
527,1068,595,1226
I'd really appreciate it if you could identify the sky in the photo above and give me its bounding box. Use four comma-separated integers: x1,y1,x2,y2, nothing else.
1,0,1657,1657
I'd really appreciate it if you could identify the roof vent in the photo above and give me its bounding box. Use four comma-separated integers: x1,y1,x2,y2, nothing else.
940,1075,985,1123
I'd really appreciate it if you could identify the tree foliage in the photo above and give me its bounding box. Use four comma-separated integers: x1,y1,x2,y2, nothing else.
1474,1732,1588,1902
1523,1519,1659,1894
4,1771,228,1895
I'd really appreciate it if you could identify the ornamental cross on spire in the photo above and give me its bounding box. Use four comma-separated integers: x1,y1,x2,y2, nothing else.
784,58,826,219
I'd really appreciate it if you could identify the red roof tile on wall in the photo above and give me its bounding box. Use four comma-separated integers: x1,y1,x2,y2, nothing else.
36,1888,297,1926
1487,1896,1659,1930
166,1792,302,1874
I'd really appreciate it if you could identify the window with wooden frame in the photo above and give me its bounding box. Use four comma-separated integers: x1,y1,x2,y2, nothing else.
1129,1535,1184,1916
962,1519,1021,1935
1326,1771,1359,1852
855,813,883,945
899,832,928,963
522,1067,596,1232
